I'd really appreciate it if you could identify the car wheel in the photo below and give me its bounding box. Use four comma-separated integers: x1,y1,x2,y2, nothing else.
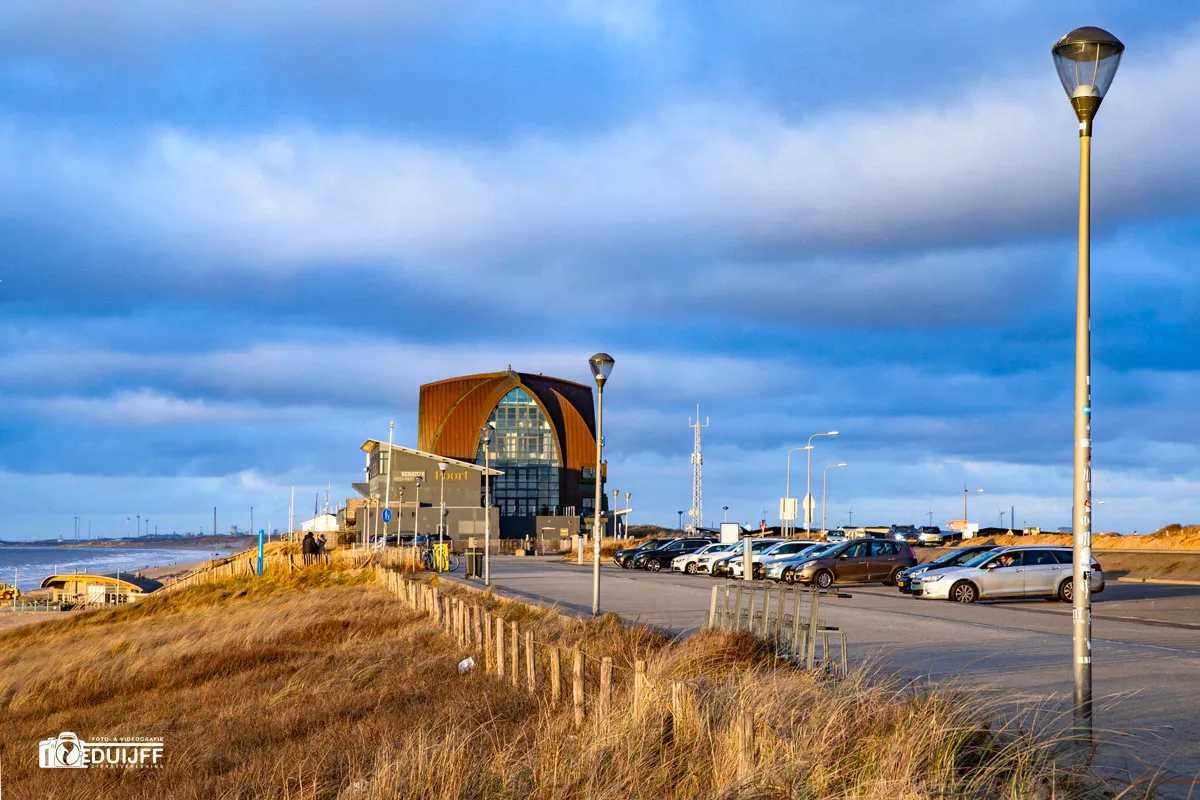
1058,578,1073,603
951,581,978,604
885,567,903,586
647,560,662,572
814,570,834,589
782,568,796,585
685,562,698,574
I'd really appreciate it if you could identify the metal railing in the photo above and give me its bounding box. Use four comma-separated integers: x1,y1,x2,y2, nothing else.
707,581,851,677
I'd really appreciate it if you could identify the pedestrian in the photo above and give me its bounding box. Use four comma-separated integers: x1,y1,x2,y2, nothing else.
317,534,327,563
301,531,316,566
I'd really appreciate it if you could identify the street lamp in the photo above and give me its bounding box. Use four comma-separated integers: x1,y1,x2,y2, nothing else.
625,491,631,538
612,488,619,539
437,462,448,559
480,423,495,585
588,352,615,617
805,432,839,534
821,464,847,533
677,510,685,530
384,422,394,546
784,446,814,536
722,505,729,523
411,475,423,572
1053,25,1123,741
963,487,983,525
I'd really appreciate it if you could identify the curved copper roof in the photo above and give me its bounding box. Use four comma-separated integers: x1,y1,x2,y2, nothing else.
418,371,596,471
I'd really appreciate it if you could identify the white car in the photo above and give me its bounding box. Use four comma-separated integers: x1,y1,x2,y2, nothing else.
710,538,785,577
729,540,821,579
672,542,735,574
918,546,1104,603
689,542,742,574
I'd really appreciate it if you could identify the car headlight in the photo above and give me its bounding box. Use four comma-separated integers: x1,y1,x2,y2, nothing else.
924,574,946,583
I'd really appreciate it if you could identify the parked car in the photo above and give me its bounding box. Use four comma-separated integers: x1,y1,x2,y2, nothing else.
825,529,848,543
692,542,745,575
916,526,959,546
917,546,1104,603
763,543,836,583
889,525,919,544
710,538,785,577
790,539,918,588
633,537,713,571
613,538,677,568
897,544,997,593
730,540,821,579
672,542,736,574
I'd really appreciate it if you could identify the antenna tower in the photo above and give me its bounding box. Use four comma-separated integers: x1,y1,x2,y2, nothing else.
688,406,709,532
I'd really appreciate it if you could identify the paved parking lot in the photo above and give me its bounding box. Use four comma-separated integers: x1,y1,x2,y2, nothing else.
460,557,1200,792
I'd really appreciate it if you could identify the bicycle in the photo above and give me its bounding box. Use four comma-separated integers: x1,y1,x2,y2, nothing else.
420,545,461,573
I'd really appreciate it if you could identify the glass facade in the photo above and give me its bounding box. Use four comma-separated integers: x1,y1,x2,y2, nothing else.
478,388,562,517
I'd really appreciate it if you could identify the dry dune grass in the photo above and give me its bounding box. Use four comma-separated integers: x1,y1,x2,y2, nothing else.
0,564,1115,799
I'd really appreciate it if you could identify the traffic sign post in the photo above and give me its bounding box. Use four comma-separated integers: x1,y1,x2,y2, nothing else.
382,508,393,524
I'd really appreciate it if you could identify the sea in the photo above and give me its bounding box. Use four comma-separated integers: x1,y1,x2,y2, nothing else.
0,546,234,592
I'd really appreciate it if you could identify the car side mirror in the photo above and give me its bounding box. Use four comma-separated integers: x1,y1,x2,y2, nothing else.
984,562,997,570
839,553,848,559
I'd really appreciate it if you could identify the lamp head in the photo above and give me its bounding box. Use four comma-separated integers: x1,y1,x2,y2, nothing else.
414,476,423,487
480,423,494,445
1052,27,1123,126
588,352,615,386
437,462,448,473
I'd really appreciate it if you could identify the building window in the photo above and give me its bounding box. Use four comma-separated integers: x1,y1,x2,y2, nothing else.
478,387,561,517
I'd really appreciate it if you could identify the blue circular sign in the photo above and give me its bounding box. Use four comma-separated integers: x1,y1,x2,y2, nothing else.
382,508,393,523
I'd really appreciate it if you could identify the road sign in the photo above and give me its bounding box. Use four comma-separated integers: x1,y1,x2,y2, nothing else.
803,494,814,524
779,497,798,521
382,508,393,523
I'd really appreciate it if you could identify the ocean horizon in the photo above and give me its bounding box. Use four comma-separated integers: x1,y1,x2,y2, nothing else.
0,546,235,592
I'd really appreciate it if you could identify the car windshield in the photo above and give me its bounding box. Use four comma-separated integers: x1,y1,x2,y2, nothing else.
929,549,974,566
960,549,999,567
750,540,779,553
794,544,836,560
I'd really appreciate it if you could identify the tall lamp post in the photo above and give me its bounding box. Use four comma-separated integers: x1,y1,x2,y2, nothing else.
1053,26,1123,740
722,505,729,523
963,487,983,525
411,476,423,571
612,488,619,538
588,352,615,617
821,463,847,533
805,431,839,534
437,462,448,557
677,510,684,530
784,445,813,535
480,423,494,585
383,422,394,545
625,491,631,538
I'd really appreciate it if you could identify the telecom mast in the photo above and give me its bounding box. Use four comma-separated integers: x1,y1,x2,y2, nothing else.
689,406,709,532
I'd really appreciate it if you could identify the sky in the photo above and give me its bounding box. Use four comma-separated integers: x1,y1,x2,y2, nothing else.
2,1,1199,539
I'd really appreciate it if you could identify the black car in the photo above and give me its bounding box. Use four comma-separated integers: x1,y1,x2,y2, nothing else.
632,537,714,571
613,538,677,568
896,544,998,593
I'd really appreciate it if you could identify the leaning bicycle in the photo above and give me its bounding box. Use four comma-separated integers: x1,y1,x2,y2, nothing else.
421,543,460,573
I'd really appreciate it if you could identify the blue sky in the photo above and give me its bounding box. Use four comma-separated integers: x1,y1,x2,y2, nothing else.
2,1,1199,538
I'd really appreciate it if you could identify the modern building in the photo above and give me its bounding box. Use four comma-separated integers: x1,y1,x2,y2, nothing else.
418,369,604,538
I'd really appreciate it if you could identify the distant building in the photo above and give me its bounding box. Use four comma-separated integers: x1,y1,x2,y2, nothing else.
300,513,338,533
41,572,162,605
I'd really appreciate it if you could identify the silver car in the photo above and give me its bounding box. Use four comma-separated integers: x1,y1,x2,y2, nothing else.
762,543,838,583
918,546,1104,603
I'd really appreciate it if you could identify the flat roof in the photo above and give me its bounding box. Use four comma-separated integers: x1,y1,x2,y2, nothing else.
40,573,163,593
359,440,503,476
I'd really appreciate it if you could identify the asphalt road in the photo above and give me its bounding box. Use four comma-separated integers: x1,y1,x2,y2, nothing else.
463,557,1200,792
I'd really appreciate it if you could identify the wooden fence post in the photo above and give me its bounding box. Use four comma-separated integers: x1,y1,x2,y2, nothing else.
550,648,561,707
737,707,755,781
633,660,646,714
708,585,719,628
599,657,613,718
484,612,494,673
671,681,685,724
525,630,535,692
572,650,585,728
510,621,519,688
495,617,505,680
